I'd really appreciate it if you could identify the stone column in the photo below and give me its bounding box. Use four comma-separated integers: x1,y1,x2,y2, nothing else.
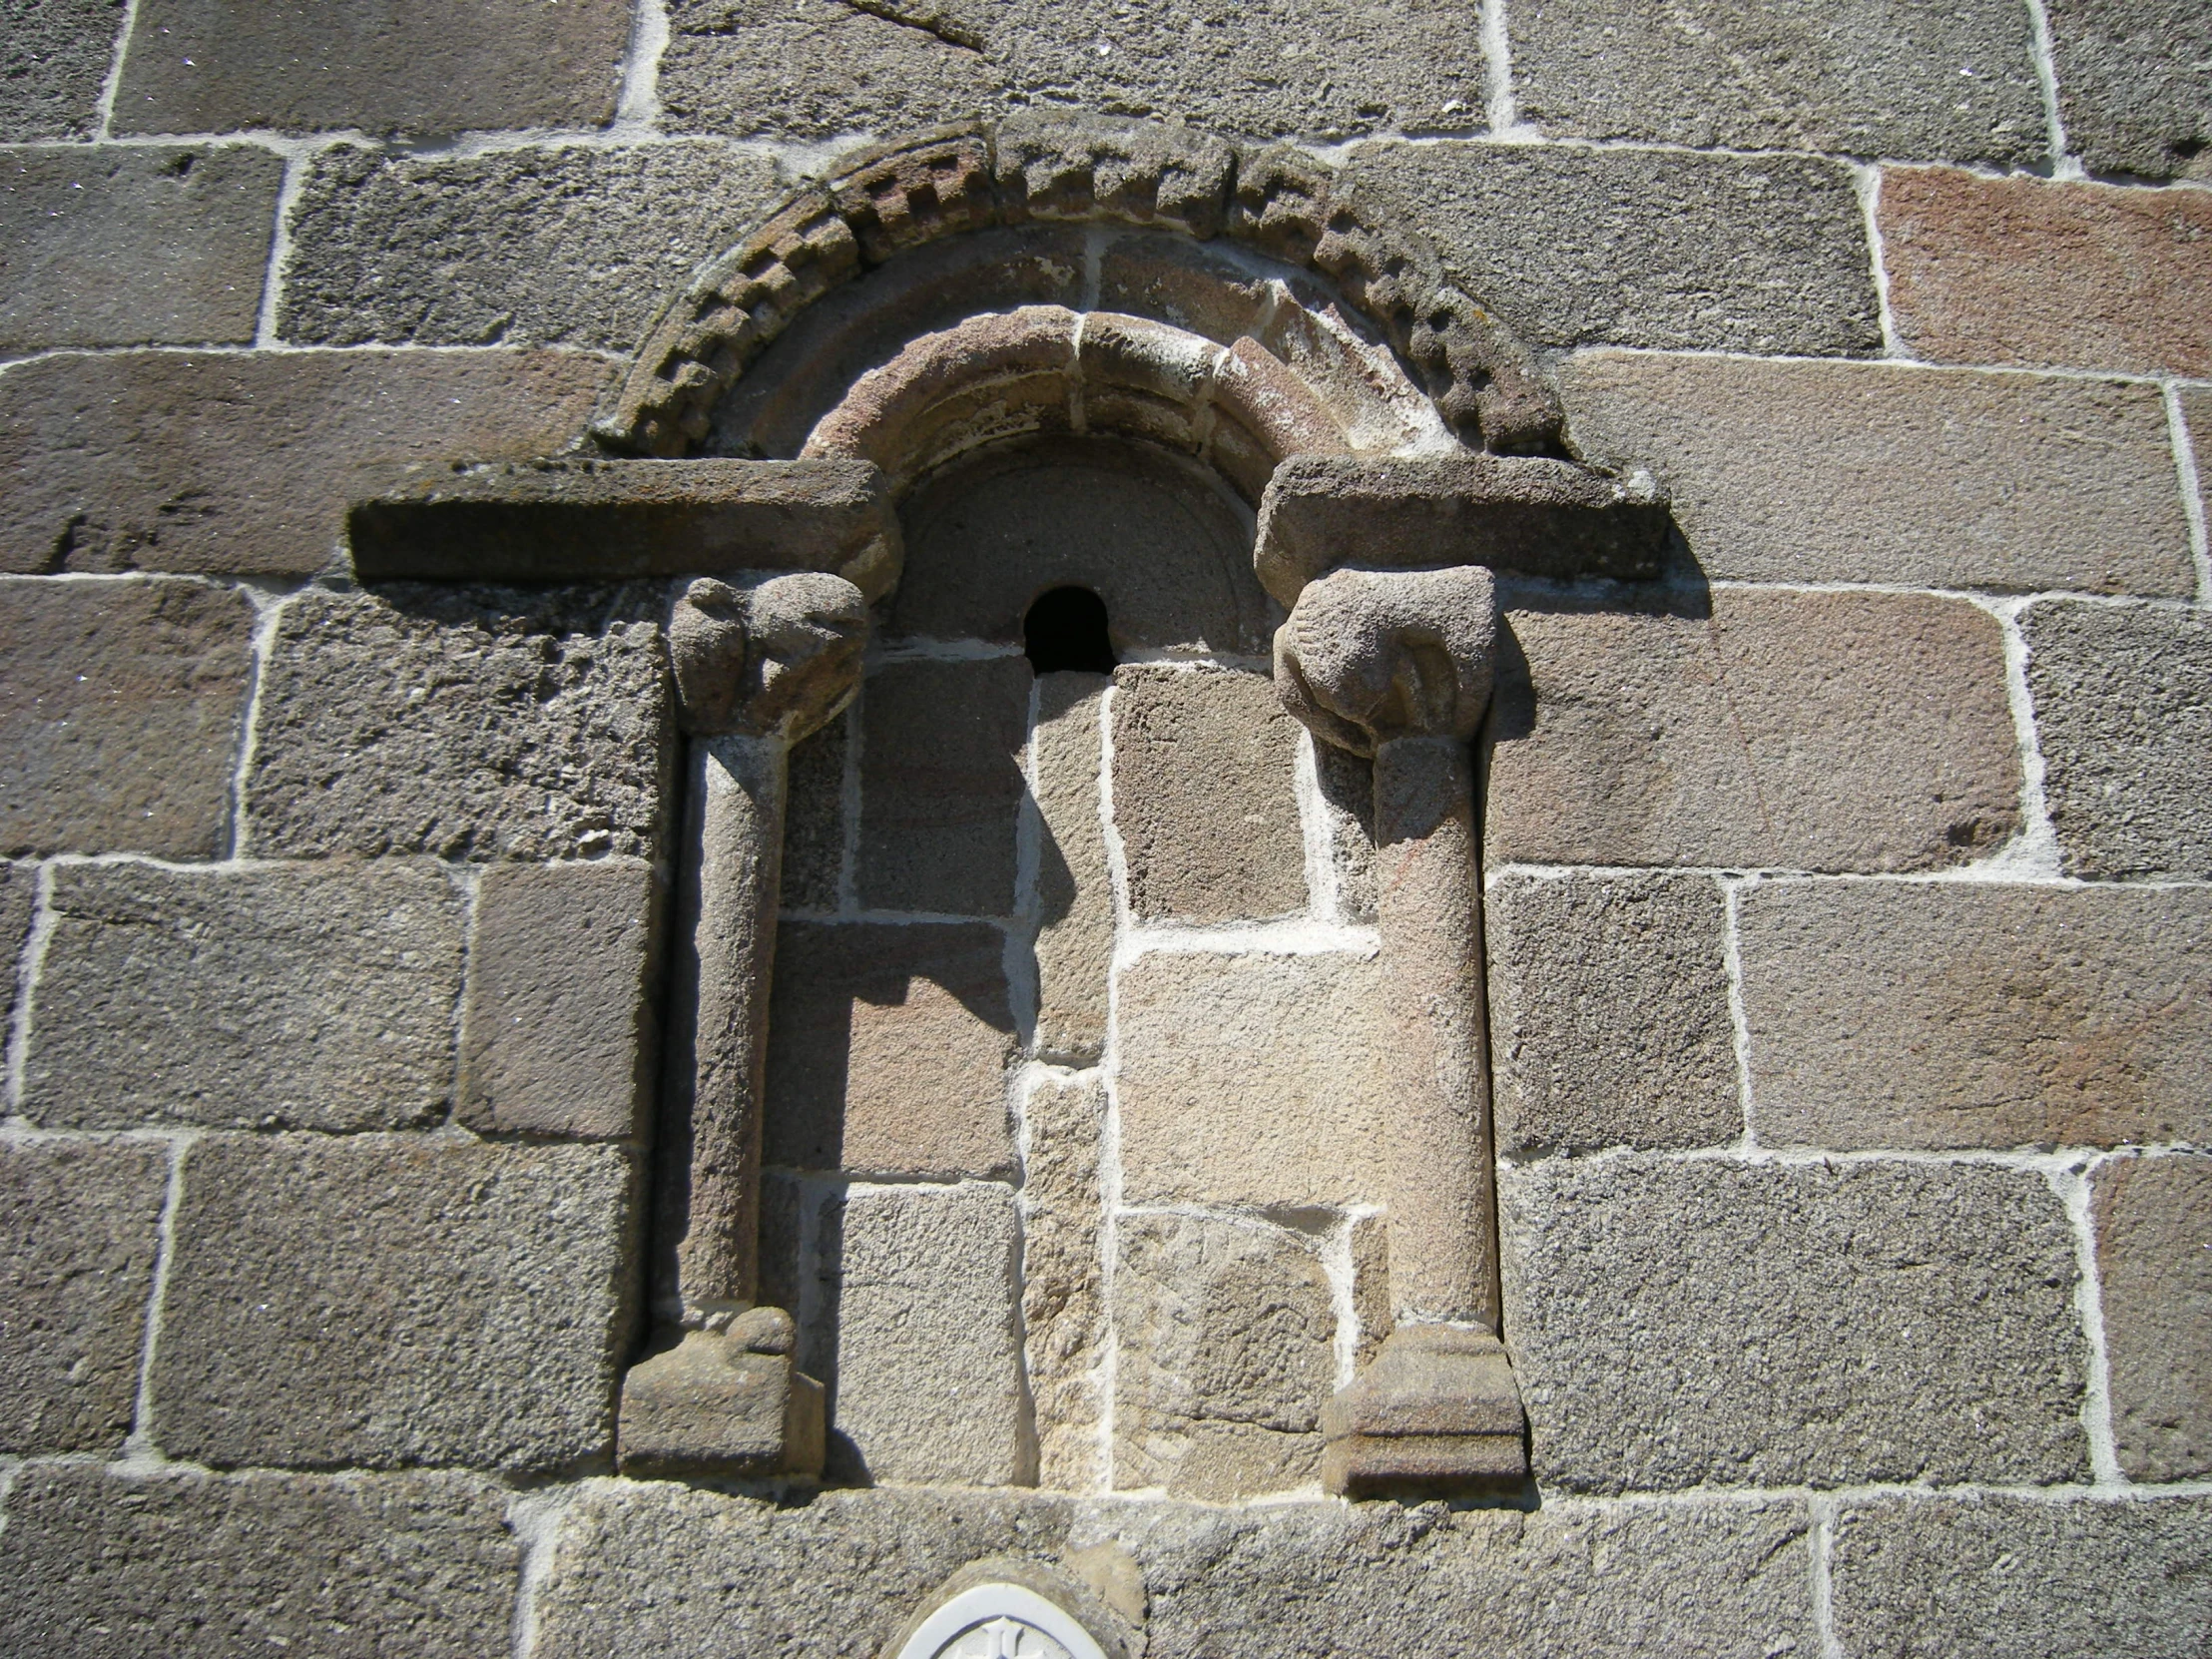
617,571,866,1479
1274,562,1527,1496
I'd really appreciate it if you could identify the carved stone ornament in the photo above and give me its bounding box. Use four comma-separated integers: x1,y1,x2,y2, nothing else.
883,1561,1136,1659
668,570,868,739
1275,564,1498,757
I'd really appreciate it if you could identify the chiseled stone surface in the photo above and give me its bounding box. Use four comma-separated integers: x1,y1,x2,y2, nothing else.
1501,1156,2089,1492
278,143,785,353
1112,1212,1335,1500
1021,1070,1107,1491
765,920,1016,1180
152,1134,632,1470
2047,0,2212,181
0,1463,519,1659
1830,1492,2212,1658
458,858,660,1140
2023,600,2212,880
824,1181,1027,1486
1031,672,1114,1064
0,0,123,140
1350,142,1881,356
247,584,669,862
0,347,613,578
0,860,31,1030
1739,881,2212,1150
22,860,463,1132
781,707,847,913
1486,588,2020,872
856,655,1029,918
1509,0,2045,164
0,576,255,859
0,145,280,352
0,1138,168,1453
1485,869,1739,1154
1117,947,1392,1211
1112,667,1307,924
1556,351,2196,596
112,0,633,136
1880,167,2212,376
2092,1155,2212,1481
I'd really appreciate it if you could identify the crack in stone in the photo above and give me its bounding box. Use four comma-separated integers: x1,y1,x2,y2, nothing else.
830,0,985,53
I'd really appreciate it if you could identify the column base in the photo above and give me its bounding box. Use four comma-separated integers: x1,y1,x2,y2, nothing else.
1321,1326,1527,1499
616,1309,827,1479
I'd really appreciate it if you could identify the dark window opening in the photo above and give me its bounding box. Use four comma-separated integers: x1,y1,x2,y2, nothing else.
1023,586,1118,676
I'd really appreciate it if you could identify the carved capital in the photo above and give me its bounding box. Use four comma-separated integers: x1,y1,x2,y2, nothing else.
1274,564,1497,758
669,571,867,740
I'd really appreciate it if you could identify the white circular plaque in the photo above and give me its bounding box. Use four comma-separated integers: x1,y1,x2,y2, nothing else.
892,1583,1111,1659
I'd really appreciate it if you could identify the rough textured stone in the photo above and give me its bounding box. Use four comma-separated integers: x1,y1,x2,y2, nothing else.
1485,869,1739,1153
1117,948,1391,1211
1113,1212,1335,1500
1021,1070,1107,1492
1500,1157,2089,1492
1351,143,1881,356
856,655,1029,917
1030,672,1113,1064
22,861,463,1132
2023,600,2212,880
2047,0,2212,181
1831,1492,2212,1657
0,576,255,858
1112,667,1307,924
2092,1154,2212,1480
0,1464,519,1659
661,0,1485,143
0,0,124,140
765,920,1016,1179
247,584,669,862
0,145,280,351
823,1181,1026,1486
1880,166,2212,376
0,1138,167,1452
153,1134,632,1470
1739,881,2212,1150
1485,588,2021,872
0,859,31,1031
1557,351,2196,596
0,347,613,578
458,858,660,1140
279,143,785,353
1510,0,2045,164
112,0,634,136
782,706,848,913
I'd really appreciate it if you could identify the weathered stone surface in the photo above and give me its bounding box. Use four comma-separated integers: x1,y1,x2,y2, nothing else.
153,1134,632,1470
0,145,279,351
0,347,613,577
1351,143,1880,356
1830,1492,2212,1657
0,1138,167,1452
1112,667,1307,924
1030,672,1113,1064
0,1464,519,1659
661,0,1485,143
782,705,848,912
765,920,1016,1179
246,584,669,861
1021,1070,1107,1491
1509,0,2044,163
0,859,31,1029
458,858,660,1140
2023,600,2212,880
2092,1154,2212,1480
2047,0,2212,181
23,861,463,1132
1117,948,1391,1211
1322,1326,1526,1497
1485,869,1739,1153
112,0,633,136
0,576,255,858
617,1327,826,1479
1557,350,2196,596
279,143,785,353
856,655,1029,917
0,0,123,139
1500,1157,2089,1492
1739,881,2212,1150
824,1181,1027,1485
1880,167,2212,376
1113,1212,1335,1500
1485,588,2020,872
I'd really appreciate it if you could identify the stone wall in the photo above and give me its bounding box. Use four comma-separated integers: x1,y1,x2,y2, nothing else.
4,1,2210,1654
